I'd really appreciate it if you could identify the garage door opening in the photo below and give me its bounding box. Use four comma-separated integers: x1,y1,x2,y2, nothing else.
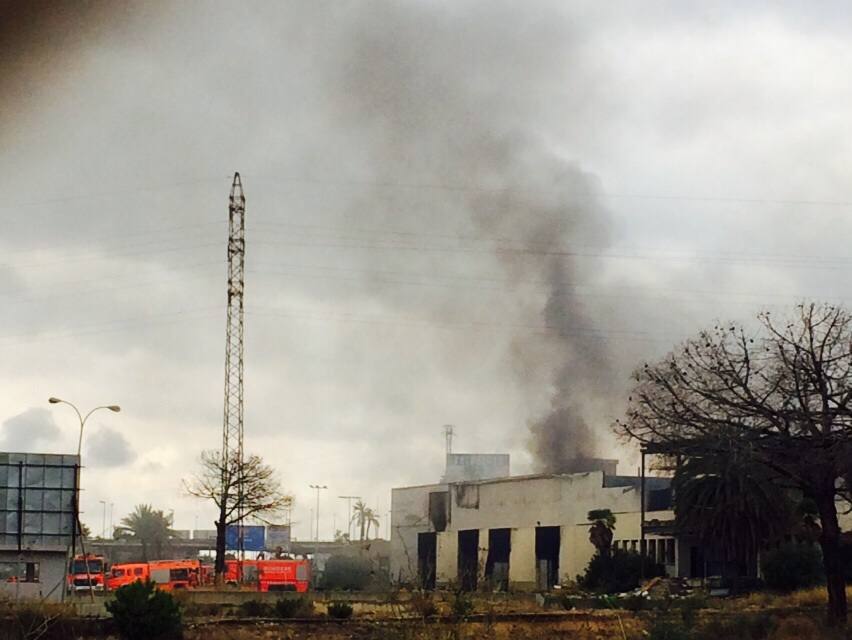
485,528,510,591
457,529,479,591
417,532,436,590
535,526,560,590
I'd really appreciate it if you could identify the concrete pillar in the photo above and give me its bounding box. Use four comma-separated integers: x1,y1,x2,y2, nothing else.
508,527,536,591
477,528,489,587
435,531,457,587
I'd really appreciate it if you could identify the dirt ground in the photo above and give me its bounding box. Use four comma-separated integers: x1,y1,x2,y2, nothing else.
184,612,642,640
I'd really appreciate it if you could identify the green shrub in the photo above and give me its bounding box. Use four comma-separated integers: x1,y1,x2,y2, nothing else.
105,580,183,640
695,613,775,640
577,549,665,593
760,543,823,592
648,619,691,640
450,590,474,618
408,592,438,618
237,599,271,617
274,596,313,618
672,596,707,628
327,601,354,619
321,555,372,591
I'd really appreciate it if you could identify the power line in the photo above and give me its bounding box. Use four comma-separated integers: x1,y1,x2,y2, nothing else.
0,220,227,258
244,305,675,344
245,265,848,307
0,240,222,272
246,221,852,266
247,238,852,271
0,306,224,349
4,172,852,214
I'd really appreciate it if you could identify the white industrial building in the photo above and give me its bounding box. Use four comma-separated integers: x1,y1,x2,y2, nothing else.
390,456,686,591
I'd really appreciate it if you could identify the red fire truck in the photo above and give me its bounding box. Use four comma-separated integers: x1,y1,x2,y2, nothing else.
225,559,310,592
67,554,107,594
108,560,203,592
106,562,149,591
147,559,202,591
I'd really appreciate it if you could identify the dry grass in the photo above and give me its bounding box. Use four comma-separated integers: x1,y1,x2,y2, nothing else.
731,585,852,611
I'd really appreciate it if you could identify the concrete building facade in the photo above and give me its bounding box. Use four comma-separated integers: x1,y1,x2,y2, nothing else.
391,469,677,591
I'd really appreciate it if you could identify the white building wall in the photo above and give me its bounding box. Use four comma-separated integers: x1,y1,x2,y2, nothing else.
390,483,445,583
0,550,68,602
436,531,457,585
477,528,489,586
391,471,676,590
508,527,536,588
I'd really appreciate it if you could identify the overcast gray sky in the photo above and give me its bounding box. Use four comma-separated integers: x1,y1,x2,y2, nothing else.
3,1,852,540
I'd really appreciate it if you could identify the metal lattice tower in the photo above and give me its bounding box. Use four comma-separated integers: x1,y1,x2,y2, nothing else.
222,173,246,553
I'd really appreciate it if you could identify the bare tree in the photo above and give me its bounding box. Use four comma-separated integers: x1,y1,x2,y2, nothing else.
184,450,292,577
616,303,852,625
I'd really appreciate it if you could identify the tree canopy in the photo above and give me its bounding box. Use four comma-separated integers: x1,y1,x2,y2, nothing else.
114,504,175,561
184,450,291,575
616,303,852,624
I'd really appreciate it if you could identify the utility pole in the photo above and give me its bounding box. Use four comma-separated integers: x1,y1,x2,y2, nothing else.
338,495,360,541
221,173,246,567
443,424,454,454
309,485,327,541
99,501,107,540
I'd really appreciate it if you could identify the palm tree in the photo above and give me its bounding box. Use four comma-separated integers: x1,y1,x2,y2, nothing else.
587,509,616,556
364,507,381,540
351,500,369,541
114,504,175,561
673,454,793,576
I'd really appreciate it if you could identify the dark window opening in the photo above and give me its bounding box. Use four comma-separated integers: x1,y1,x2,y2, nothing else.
457,529,479,591
485,528,510,591
428,492,449,532
690,546,706,579
0,562,39,583
417,532,437,590
535,526,560,591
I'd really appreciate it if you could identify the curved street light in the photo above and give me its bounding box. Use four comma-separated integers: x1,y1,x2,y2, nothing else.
48,397,120,457
48,397,120,601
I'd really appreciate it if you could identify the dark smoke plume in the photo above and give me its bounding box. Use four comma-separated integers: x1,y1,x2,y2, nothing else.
317,2,619,473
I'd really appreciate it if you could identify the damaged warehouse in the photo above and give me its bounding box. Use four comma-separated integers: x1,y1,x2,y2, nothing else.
391,460,688,591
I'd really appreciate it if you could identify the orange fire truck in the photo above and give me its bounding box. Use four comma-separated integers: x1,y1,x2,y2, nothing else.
106,562,149,591
107,559,202,591
225,559,310,592
67,554,107,594
147,559,202,591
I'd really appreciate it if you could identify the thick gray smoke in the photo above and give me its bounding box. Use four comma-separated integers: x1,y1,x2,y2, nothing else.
317,2,618,472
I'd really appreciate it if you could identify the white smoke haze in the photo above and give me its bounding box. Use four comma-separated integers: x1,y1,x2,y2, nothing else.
2,1,852,535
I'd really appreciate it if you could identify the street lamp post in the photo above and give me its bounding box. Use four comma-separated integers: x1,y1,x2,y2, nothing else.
49,397,120,601
309,485,327,542
99,500,107,540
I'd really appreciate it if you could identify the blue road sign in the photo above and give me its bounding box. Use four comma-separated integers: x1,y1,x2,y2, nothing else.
225,525,265,551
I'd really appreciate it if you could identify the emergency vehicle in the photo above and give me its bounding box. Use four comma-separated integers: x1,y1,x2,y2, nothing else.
67,554,107,593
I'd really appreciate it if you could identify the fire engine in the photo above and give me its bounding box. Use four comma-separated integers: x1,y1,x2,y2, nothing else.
147,559,202,591
225,558,310,592
108,560,203,591
106,563,149,591
67,554,107,593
